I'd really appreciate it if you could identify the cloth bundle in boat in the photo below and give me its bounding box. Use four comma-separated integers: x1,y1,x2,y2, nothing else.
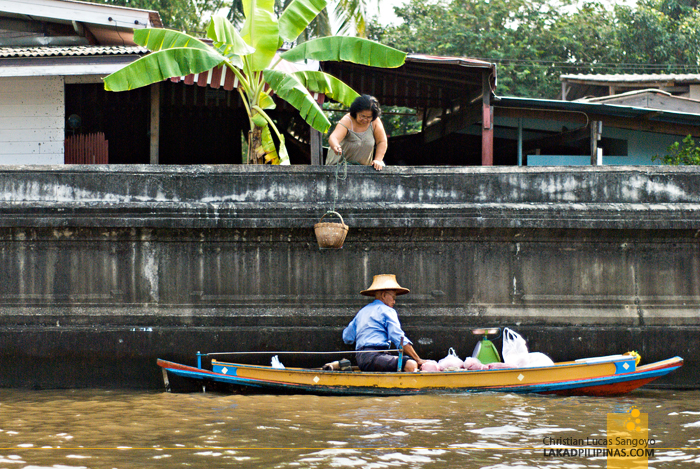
419,360,440,372
487,362,515,370
463,357,488,370
438,348,464,371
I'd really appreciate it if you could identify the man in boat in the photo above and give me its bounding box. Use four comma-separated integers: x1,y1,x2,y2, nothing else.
342,274,425,372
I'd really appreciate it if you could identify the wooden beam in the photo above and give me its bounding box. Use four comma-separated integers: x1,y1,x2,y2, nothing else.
310,129,322,165
149,83,160,165
481,73,493,166
494,107,588,124
422,104,481,144
590,120,601,166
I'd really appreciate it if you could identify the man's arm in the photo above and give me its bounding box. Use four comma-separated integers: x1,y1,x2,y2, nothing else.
342,318,356,344
402,343,425,366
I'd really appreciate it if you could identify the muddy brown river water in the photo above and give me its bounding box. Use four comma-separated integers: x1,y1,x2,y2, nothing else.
1,389,699,468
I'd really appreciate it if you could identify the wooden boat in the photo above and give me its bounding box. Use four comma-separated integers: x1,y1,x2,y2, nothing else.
157,352,683,396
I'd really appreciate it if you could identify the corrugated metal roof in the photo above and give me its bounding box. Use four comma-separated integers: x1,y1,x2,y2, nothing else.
0,45,147,58
582,88,700,103
406,54,495,69
561,73,700,84
495,96,700,126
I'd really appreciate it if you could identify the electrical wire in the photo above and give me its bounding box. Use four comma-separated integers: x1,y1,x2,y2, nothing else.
109,17,126,47
204,349,401,356
473,57,700,73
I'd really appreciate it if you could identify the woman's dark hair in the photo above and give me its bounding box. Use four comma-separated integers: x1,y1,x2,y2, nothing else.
349,94,381,121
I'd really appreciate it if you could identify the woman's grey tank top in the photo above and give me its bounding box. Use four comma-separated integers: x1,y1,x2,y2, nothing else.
326,121,375,166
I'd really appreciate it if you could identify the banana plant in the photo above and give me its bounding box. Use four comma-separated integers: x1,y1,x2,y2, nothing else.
103,0,406,165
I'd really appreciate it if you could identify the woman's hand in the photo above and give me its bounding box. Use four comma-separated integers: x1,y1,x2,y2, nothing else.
372,159,385,171
332,144,343,155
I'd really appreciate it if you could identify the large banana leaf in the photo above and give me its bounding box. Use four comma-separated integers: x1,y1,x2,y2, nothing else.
206,16,254,70
104,48,225,91
133,28,211,51
263,69,331,132
258,91,276,110
332,0,368,37
291,71,359,106
240,0,281,71
280,37,406,68
277,134,290,165
207,16,255,56
278,0,328,42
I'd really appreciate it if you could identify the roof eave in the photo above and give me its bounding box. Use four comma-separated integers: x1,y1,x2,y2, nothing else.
0,0,162,29
494,96,700,126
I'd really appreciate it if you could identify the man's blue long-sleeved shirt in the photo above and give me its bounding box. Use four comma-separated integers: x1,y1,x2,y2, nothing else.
342,299,412,349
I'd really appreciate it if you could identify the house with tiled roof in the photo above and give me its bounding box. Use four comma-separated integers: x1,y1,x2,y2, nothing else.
0,0,156,164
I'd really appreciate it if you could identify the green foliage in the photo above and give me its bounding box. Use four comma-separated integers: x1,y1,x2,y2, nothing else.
227,0,367,37
263,69,332,131
614,0,700,72
382,107,422,138
289,71,360,105
278,0,328,41
103,47,225,91
331,0,369,36
654,135,700,165
372,0,700,98
280,37,405,67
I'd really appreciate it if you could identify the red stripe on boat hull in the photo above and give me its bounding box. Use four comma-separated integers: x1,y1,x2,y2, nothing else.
545,377,659,396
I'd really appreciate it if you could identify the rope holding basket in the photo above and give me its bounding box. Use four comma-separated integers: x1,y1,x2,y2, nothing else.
314,211,349,249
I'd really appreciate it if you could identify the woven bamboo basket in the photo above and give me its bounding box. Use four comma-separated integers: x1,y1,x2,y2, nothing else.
314,211,349,249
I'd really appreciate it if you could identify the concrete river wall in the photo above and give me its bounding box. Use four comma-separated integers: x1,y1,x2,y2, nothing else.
0,165,698,389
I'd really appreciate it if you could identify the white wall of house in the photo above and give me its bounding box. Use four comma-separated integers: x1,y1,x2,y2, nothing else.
0,76,64,165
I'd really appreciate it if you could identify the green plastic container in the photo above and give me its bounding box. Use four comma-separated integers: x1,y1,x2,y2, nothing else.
473,338,501,364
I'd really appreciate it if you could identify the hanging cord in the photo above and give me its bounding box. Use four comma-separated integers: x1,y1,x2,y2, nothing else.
330,155,348,212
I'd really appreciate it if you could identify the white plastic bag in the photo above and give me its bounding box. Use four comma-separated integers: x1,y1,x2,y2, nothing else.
526,352,554,367
438,347,464,371
502,327,530,367
271,355,285,369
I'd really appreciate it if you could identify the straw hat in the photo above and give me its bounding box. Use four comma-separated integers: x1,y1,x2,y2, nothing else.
360,274,410,296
